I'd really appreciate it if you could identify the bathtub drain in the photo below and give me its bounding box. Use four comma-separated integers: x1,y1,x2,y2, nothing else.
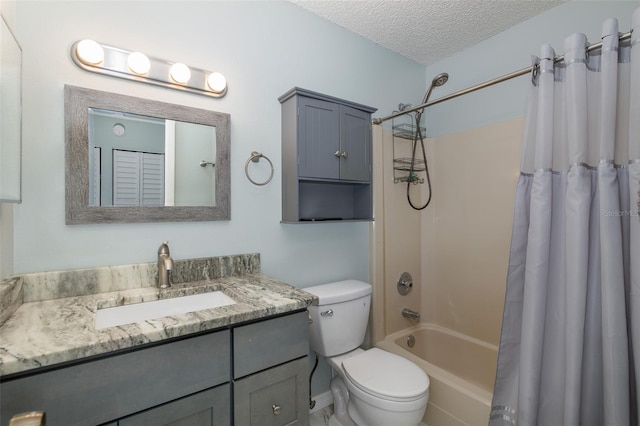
407,335,415,348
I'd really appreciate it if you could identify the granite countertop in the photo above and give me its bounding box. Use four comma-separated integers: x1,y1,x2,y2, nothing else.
0,256,317,377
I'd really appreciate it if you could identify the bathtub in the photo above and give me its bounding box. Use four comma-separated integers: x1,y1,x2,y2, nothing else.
377,323,498,425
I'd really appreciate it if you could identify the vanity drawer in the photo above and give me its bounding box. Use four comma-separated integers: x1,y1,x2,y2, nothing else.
0,330,230,426
233,310,309,378
234,357,309,426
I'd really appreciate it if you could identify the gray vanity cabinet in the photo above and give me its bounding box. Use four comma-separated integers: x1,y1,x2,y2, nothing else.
233,311,310,426
0,329,231,426
279,87,377,223
1,310,309,426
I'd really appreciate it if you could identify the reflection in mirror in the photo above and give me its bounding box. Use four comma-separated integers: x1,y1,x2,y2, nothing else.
88,109,217,207
65,85,230,224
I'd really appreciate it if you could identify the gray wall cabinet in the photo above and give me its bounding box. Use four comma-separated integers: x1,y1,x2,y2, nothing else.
0,310,309,426
279,88,377,223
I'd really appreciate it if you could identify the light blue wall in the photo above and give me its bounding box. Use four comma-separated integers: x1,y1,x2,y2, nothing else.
423,0,639,138
13,1,426,285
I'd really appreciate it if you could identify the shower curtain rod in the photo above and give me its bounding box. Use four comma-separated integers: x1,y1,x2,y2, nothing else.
371,31,633,125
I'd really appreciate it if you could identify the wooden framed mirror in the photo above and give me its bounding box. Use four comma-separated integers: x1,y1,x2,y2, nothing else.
65,85,230,224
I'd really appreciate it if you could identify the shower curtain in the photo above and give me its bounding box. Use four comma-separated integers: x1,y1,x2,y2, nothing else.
491,9,640,426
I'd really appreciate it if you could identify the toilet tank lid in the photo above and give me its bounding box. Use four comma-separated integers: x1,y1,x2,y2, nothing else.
304,280,372,305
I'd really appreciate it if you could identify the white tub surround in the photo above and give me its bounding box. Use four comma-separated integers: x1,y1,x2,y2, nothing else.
0,253,317,377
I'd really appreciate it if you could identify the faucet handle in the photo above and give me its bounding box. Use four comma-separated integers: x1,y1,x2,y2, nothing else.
158,241,170,256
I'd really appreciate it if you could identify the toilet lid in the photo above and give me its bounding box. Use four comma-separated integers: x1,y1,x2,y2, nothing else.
342,348,429,400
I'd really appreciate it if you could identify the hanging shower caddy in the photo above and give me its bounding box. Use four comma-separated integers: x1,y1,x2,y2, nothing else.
391,115,426,184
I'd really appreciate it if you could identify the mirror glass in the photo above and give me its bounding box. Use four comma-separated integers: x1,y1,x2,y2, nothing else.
65,85,230,224
88,108,217,207
0,16,22,202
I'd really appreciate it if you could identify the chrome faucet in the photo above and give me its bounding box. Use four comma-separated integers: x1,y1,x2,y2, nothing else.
157,241,173,289
402,308,420,322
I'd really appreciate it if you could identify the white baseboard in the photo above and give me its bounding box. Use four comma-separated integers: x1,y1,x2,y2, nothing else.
309,390,333,414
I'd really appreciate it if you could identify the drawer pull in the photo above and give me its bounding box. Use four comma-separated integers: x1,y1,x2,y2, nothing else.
272,404,281,415
320,309,333,317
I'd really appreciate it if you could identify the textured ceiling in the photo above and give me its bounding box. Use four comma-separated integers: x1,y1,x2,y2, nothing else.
290,0,567,65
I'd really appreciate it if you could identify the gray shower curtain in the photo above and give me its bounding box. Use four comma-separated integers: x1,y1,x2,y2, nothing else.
490,9,640,426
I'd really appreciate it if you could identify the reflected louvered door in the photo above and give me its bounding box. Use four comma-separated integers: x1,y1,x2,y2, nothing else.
113,150,164,206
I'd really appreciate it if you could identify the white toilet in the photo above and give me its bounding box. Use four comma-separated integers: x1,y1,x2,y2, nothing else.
306,280,429,426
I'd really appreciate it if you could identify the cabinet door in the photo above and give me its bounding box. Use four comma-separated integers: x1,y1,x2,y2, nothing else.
0,331,230,426
118,385,230,426
339,105,371,182
234,357,309,426
298,97,340,179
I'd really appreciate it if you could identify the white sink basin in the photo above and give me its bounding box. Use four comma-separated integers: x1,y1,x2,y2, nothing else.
95,291,236,329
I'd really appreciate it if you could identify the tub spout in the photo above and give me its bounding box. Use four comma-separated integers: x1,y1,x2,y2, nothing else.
402,308,420,322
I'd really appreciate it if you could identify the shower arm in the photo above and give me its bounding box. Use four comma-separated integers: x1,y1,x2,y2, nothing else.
371,30,632,126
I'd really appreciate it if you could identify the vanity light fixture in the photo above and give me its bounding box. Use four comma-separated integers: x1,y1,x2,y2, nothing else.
169,63,191,84
207,72,227,94
71,40,227,98
127,52,150,75
76,39,104,65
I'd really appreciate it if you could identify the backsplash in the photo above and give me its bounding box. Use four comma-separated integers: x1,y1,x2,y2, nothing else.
171,253,260,284
4,253,260,304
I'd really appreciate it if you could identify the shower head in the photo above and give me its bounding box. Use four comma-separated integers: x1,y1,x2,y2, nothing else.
432,72,449,87
421,72,449,106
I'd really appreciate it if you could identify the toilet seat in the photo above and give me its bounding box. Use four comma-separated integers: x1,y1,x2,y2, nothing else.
342,348,429,402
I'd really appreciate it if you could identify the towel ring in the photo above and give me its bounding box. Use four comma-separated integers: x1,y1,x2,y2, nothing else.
245,151,274,186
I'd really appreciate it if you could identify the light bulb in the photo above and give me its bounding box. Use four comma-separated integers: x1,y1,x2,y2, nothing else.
169,63,191,84
207,72,227,93
76,39,104,65
127,52,150,75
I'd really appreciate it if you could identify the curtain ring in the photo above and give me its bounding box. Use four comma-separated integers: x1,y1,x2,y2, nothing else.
530,56,540,86
245,151,274,186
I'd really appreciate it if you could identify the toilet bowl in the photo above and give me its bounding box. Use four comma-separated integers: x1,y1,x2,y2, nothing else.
328,348,429,426
305,280,429,426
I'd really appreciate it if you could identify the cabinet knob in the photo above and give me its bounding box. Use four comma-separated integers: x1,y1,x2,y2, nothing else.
334,150,348,158
272,404,282,415
334,150,342,158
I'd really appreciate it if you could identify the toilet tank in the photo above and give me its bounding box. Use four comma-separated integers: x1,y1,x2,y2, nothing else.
305,280,372,357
